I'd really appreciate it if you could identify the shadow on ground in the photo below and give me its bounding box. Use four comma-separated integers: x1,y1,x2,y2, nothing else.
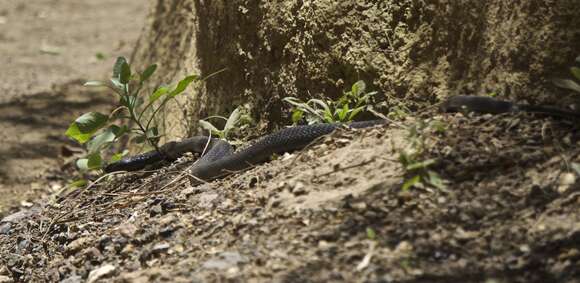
0,81,112,212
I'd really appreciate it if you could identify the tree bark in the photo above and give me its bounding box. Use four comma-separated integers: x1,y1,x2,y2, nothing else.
132,0,580,138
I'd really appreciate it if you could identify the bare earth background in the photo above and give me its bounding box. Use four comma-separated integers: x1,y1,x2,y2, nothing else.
0,0,146,214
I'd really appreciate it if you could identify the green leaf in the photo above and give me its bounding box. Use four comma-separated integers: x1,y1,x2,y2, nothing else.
65,112,109,144
69,179,87,188
402,175,421,191
285,97,318,117
149,86,169,103
198,120,222,137
110,125,129,137
426,170,447,190
337,104,349,121
309,99,331,114
76,158,89,171
429,120,447,133
119,62,131,84
141,64,157,82
113,57,128,79
132,134,147,144
323,109,334,123
110,78,124,90
291,110,304,123
120,95,142,109
75,112,109,132
553,78,580,93
111,150,129,162
576,55,580,64
95,52,106,60
119,95,131,108
224,108,241,134
283,97,304,108
571,67,580,81
364,91,378,97
86,127,117,153
145,127,159,139
169,75,198,97
406,158,436,171
366,227,377,240
85,80,124,95
571,163,580,177
87,153,103,169
351,80,366,97
398,151,411,167
348,106,365,121
76,153,103,171
84,81,107,87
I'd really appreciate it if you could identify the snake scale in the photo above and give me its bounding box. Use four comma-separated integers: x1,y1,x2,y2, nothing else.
105,95,580,181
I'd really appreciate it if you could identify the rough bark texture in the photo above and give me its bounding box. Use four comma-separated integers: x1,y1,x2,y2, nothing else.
132,0,580,138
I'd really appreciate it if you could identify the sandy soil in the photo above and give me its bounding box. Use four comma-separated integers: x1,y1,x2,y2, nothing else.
0,0,146,214
2,112,580,283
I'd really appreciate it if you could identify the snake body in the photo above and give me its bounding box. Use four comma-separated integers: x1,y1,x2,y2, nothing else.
105,95,580,181
104,120,385,181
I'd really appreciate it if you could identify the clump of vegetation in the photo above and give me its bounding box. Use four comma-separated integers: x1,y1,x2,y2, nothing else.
198,108,243,140
553,55,580,94
284,80,377,124
66,56,199,171
399,120,447,191
554,55,580,176
198,105,253,141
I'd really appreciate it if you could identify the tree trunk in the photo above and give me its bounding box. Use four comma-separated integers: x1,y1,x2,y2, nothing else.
132,0,580,138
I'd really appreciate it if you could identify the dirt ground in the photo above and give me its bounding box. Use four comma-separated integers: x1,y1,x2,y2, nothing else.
1,2,580,283
0,0,146,214
2,113,580,283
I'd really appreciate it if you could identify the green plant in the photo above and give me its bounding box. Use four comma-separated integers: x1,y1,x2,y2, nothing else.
366,227,377,240
284,80,377,124
552,56,580,176
399,120,447,191
95,52,106,61
66,56,199,171
553,55,580,94
198,107,250,140
386,104,410,120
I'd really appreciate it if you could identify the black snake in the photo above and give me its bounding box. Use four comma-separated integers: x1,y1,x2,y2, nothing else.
105,95,580,181
104,120,385,181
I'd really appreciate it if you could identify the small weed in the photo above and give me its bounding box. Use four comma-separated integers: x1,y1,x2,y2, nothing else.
198,106,252,140
284,80,377,124
399,120,447,191
95,52,106,61
553,55,580,175
553,55,580,94
386,104,410,120
66,56,199,171
366,227,377,240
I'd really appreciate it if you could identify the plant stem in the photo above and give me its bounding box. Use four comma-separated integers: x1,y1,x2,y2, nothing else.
127,98,160,153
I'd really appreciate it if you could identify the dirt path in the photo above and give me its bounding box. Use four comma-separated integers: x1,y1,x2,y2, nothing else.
0,1,146,215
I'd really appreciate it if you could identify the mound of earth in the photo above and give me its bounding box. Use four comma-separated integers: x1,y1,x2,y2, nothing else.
1,112,579,282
